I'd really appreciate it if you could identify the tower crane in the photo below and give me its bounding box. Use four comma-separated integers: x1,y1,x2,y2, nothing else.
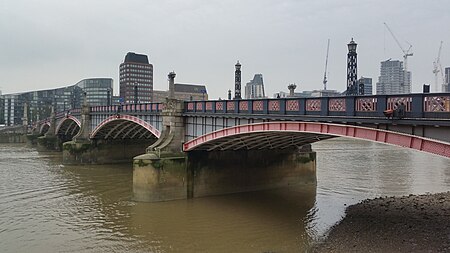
323,39,330,90
432,41,444,92
383,22,413,88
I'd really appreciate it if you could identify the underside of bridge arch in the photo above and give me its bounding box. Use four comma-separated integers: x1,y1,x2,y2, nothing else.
188,131,335,151
91,117,159,140
184,122,450,158
40,123,50,135
68,116,161,164
57,118,81,142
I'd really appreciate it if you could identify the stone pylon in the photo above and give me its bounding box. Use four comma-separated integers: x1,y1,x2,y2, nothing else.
45,106,56,137
73,92,91,141
146,71,185,156
134,71,187,202
22,102,29,133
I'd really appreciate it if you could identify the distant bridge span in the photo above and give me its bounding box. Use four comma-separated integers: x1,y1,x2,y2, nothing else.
183,122,450,158
39,122,51,135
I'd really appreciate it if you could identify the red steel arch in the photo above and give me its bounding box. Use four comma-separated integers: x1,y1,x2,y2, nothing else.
90,114,161,139
183,122,450,158
56,115,81,135
39,122,51,135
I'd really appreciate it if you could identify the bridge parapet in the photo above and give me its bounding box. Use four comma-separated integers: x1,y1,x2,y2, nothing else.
89,103,163,114
184,93,450,119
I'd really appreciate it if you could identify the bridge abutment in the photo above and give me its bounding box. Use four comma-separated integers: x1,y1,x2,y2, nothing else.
0,132,27,143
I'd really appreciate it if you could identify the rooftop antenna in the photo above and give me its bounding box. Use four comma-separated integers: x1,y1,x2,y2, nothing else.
323,39,330,90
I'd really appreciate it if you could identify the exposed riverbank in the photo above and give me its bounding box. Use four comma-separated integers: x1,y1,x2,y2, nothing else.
312,192,450,253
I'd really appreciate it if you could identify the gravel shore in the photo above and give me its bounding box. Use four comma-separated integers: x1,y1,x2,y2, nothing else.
312,192,450,253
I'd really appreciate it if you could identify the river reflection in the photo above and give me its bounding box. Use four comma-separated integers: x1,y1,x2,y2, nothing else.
0,138,449,252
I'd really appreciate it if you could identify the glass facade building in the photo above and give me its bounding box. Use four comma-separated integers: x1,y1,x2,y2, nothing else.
444,67,450,92
75,78,113,106
0,78,113,126
358,77,373,95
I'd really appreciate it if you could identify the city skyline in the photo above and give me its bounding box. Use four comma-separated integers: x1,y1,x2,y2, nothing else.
1,0,449,99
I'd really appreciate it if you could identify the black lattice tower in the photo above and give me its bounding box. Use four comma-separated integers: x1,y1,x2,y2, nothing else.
346,38,358,95
234,61,242,99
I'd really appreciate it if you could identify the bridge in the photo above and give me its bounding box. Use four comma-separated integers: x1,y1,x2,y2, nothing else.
27,74,450,202
34,93,450,157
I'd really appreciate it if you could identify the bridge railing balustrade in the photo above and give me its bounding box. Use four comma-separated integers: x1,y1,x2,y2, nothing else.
184,93,450,119
88,103,163,115
423,95,450,118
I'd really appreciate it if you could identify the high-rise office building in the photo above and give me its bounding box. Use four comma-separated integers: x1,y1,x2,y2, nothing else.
245,74,265,99
444,67,450,92
119,52,153,103
358,77,373,95
376,59,411,95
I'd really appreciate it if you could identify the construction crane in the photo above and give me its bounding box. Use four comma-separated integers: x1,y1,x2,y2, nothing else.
432,41,444,92
383,22,413,88
323,39,330,90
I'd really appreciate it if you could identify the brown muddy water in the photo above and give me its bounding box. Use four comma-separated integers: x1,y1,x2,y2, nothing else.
0,138,449,252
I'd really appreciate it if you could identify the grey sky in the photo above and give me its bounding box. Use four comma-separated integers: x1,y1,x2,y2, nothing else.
1,0,449,99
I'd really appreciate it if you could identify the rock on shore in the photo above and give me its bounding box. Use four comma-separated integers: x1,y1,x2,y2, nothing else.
312,192,450,253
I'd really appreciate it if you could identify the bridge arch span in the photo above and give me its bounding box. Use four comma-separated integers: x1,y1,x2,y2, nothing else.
56,115,81,140
39,122,51,135
183,122,450,158
90,114,161,140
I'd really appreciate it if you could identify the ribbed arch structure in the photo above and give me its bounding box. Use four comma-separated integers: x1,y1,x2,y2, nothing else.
183,122,450,158
56,116,81,140
40,122,51,135
90,115,161,140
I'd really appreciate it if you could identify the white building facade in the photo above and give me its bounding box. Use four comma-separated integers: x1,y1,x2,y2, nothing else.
245,74,265,99
376,59,411,95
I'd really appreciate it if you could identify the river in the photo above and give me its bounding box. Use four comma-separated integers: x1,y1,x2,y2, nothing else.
0,138,449,252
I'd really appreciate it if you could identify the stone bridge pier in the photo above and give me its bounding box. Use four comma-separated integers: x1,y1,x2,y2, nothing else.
132,72,317,202
36,107,60,151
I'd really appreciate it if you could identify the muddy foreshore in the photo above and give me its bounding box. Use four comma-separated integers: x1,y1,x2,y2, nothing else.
312,192,450,253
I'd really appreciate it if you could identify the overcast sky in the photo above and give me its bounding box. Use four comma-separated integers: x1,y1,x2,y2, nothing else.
1,0,449,99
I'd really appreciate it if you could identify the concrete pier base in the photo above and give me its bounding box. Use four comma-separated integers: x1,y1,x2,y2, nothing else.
63,139,152,164
25,134,41,147
188,149,316,198
132,148,316,202
133,153,187,202
36,135,59,151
